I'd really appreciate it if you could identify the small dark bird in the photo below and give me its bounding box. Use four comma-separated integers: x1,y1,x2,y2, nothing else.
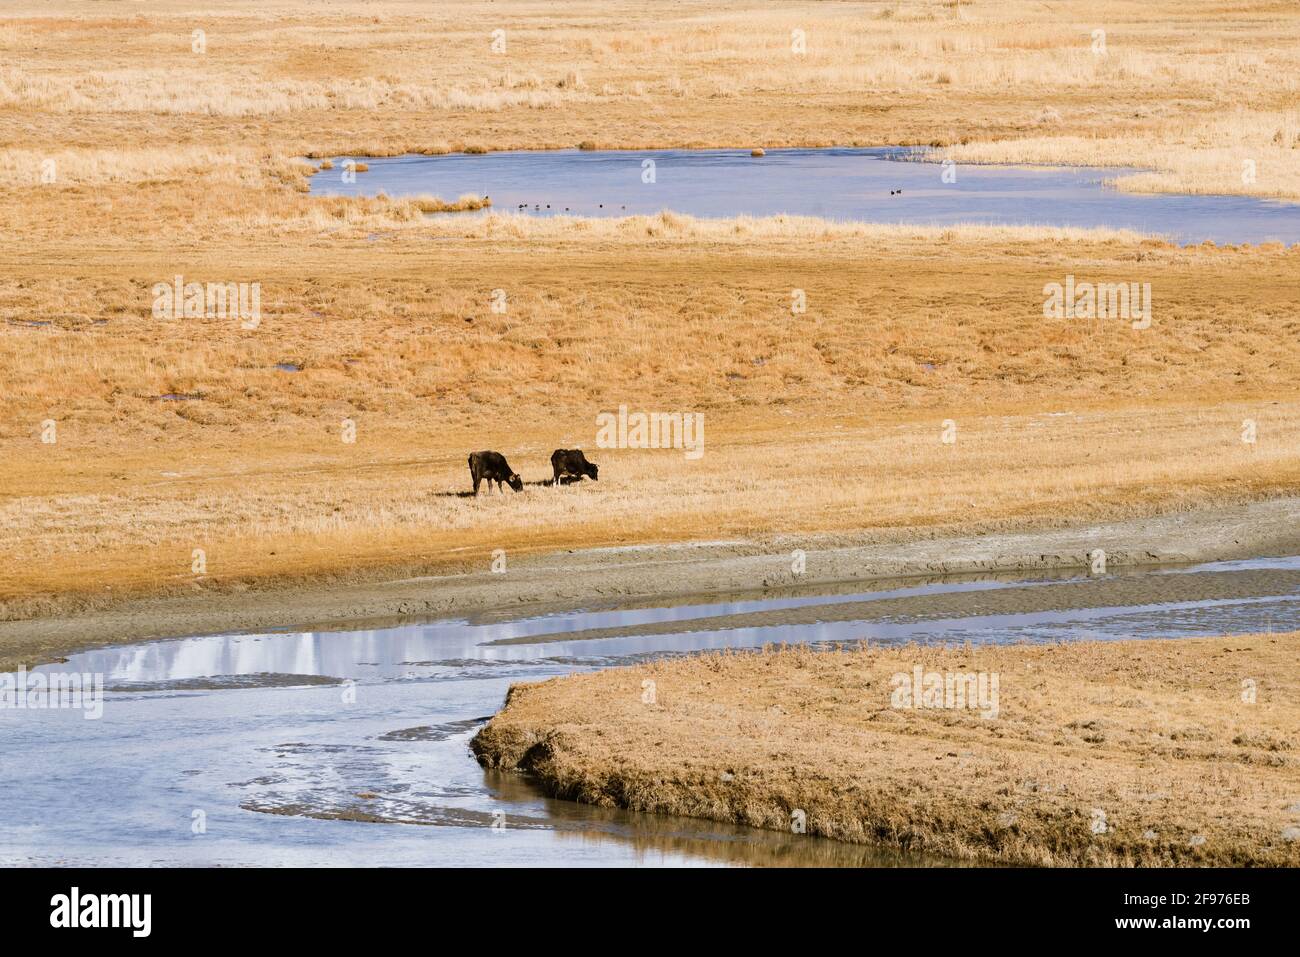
598,203,603,208
546,204,550,209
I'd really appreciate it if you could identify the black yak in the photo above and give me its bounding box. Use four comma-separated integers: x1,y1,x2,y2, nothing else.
550,449,598,485
468,451,523,494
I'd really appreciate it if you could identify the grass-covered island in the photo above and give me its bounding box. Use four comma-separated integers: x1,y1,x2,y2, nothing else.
473,632,1300,866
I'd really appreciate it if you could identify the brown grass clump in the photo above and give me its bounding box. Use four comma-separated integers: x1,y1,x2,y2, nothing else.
473,633,1300,866
410,193,491,212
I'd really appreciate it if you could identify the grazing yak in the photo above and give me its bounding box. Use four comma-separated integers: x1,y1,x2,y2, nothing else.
468,450,523,495
551,448,599,485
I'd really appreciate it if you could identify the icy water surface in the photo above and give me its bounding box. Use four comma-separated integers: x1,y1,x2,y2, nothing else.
3,557,1297,866
310,147,1300,245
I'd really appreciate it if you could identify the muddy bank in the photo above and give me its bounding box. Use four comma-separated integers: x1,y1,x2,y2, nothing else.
3,496,1299,672
471,634,1300,866
483,566,1300,646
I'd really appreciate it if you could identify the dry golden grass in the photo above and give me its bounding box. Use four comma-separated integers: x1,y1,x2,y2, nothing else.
409,193,490,212
5,0,1300,195
472,632,1300,866
937,111,1300,199
2,231,1300,616
6,400,1299,618
3,218,1299,615
3,1,1300,616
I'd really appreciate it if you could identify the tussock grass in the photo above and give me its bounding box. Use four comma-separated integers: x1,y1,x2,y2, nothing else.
410,193,490,212
473,633,1300,865
248,203,1161,242
937,111,1300,200
0,146,261,188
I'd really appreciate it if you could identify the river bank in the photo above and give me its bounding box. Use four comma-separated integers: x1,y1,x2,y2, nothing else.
471,632,1300,866
4,495,1299,673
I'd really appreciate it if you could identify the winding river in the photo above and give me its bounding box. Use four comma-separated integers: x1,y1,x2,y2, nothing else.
3,556,1298,866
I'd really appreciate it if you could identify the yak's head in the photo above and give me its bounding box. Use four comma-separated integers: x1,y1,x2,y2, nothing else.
587,462,599,481
507,473,524,492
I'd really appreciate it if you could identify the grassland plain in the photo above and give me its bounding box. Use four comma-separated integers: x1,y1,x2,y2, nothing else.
2,0,1299,641
471,633,1300,866
4,227,1299,620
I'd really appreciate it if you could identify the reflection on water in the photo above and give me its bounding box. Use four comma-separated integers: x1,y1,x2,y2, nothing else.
310,147,1300,245
2,559,1297,866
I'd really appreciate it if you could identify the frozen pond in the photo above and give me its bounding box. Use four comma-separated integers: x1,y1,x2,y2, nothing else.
310,147,1300,245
